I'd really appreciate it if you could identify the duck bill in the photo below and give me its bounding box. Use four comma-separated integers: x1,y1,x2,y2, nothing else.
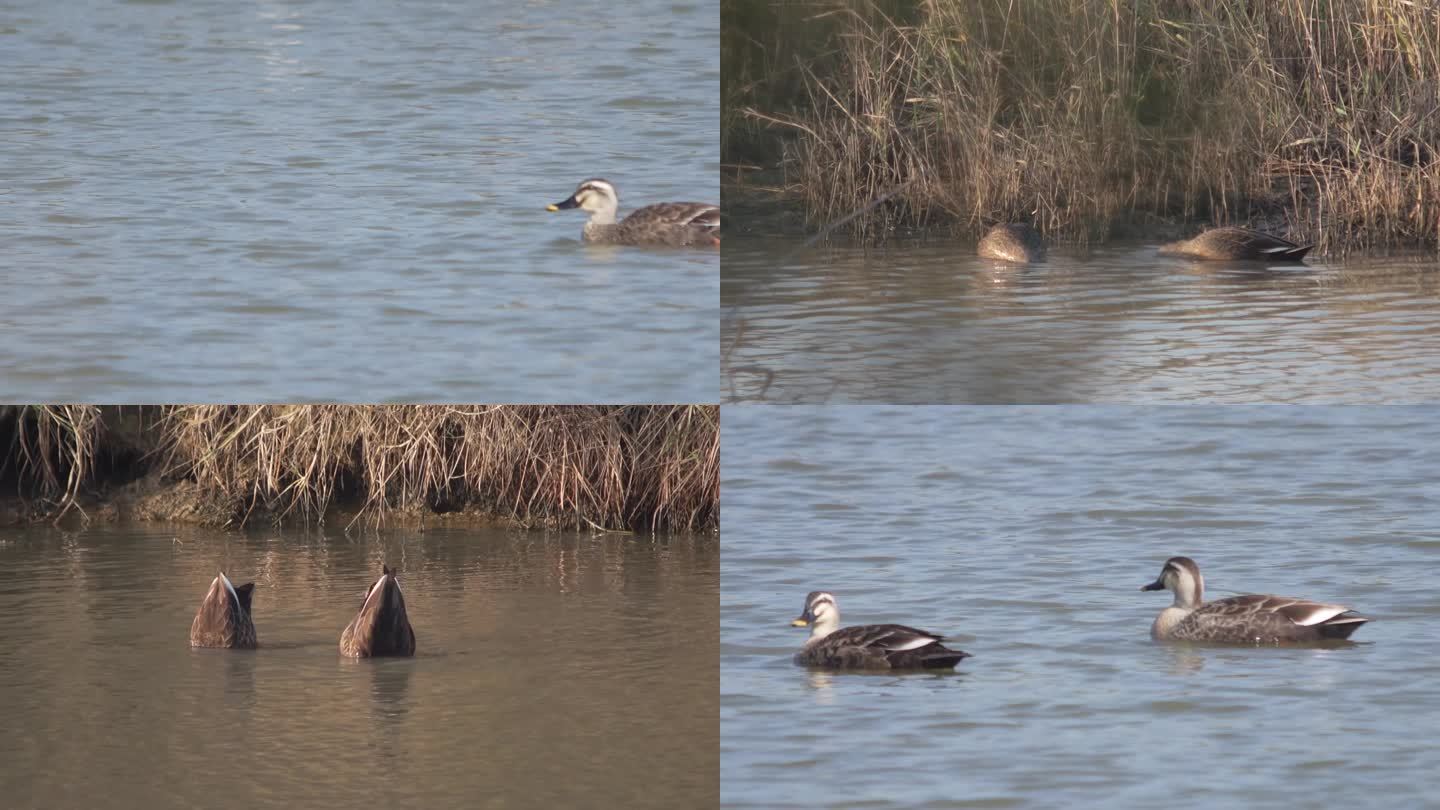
546,195,580,212
1141,578,1166,592
790,614,811,627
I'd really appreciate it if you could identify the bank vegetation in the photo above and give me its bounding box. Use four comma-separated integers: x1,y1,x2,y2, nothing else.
724,0,1440,254
0,405,718,532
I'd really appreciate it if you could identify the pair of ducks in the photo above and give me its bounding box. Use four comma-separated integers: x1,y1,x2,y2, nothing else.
547,178,720,247
791,556,1369,670
189,565,416,658
976,224,1313,264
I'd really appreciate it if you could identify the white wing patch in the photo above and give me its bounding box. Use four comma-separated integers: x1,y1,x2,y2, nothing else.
1293,604,1348,626
887,636,938,651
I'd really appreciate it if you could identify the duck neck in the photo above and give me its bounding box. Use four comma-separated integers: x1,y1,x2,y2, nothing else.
808,612,839,641
586,203,618,226
1171,567,1204,610
583,221,618,241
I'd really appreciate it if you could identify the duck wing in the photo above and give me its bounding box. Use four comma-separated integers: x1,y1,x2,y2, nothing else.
813,624,970,669
827,623,947,651
1196,594,1366,641
1210,228,1313,260
1249,594,1368,637
624,202,719,232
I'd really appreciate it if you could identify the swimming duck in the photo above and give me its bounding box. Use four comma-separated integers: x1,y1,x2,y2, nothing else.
977,223,1045,263
790,590,970,669
546,178,719,247
1141,556,1368,643
1157,227,1312,262
190,572,258,649
340,565,416,658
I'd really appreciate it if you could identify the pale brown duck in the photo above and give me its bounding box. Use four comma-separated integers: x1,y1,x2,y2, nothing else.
977,223,1045,263
189,572,258,649
339,565,416,658
1142,556,1368,643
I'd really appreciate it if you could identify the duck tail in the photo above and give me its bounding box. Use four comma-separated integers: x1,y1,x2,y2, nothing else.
1266,244,1314,261
921,646,972,668
1317,612,1368,639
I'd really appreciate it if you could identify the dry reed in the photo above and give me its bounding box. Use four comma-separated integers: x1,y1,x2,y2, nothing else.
1,406,717,531
726,0,1440,254
0,405,103,518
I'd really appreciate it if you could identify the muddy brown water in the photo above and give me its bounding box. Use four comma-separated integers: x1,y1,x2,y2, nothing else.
0,527,717,808
722,235,1440,403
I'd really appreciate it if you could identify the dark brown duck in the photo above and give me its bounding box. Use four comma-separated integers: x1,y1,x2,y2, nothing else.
790,590,970,669
189,572,258,649
1157,227,1312,262
339,565,416,658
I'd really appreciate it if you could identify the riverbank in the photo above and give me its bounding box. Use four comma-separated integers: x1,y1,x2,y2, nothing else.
724,0,1440,255
0,405,718,532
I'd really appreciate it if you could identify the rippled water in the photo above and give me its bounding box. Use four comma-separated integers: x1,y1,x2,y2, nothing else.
722,406,1440,808
0,527,717,807
722,236,1440,403
0,0,718,402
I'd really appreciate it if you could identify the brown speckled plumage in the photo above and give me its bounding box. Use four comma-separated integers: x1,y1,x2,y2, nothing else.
1157,227,1312,262
189,572,258,649
339,565,416,658
977,223,1045,263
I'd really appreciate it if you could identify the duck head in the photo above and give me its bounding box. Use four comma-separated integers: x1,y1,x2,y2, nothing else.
1141,556,1205,609
790,590,841,640
339,565,416,658
189,571,258,649
546,178,620,224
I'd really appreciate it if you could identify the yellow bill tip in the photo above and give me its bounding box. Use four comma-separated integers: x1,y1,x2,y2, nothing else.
545,204,559,212
790,618,809,627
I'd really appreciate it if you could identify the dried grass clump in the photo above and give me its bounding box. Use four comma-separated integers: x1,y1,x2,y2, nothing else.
0,405,104,516
161,405,718,531
729,0,1440,254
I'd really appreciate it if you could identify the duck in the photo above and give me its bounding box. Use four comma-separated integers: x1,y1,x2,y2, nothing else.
546,178,719,247
790,590,970,669
1141,556,1368,643
1157,227,1312,262
340,565,416,657
977,223,1045,263
189,572,258,649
